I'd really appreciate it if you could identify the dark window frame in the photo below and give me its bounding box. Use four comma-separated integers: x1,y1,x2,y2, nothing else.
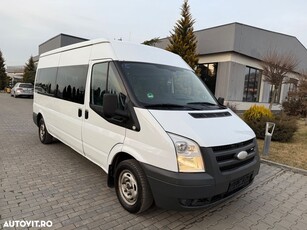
90,62,109,107
198,62,218,95
35,67,58,97
56,65,88,104
34,65,88,104
288,78,298,93
243,66,262,102
89,61,138,130
89,61,130,118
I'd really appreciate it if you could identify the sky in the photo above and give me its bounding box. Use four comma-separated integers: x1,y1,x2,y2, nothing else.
1,0,307,66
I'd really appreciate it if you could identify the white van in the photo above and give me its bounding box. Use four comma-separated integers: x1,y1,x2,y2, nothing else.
33,39,260,213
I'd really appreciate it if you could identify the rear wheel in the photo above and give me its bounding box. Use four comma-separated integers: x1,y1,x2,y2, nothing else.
39,118,53,144
115,159,153,213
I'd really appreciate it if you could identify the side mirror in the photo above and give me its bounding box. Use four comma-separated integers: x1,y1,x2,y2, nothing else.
103,94,118,117
217,97,224,105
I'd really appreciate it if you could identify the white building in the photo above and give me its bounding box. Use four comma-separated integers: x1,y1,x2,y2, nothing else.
6,66,24,86
157,22,307,111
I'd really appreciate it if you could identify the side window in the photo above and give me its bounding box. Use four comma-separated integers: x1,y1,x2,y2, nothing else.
108,62,127,110
90,62,127,113
90,62,108,106
56,65,88,104
35,67,57,96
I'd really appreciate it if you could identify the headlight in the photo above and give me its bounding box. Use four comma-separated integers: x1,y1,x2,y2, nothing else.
168,133,205,172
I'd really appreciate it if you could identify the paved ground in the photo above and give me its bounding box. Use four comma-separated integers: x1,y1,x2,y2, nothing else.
0,92,306,230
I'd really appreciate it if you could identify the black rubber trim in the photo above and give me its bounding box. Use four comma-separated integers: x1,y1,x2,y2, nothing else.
33,112,38,127
139,153,260,211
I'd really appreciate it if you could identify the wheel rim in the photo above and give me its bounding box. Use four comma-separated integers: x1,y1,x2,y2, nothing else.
39,123,45,141
118,170,138,205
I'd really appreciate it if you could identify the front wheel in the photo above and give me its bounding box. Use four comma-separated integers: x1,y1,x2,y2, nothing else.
115,159,153,213
38,118,53,144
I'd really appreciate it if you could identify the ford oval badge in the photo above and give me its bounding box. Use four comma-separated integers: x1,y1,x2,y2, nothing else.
236,151,248,160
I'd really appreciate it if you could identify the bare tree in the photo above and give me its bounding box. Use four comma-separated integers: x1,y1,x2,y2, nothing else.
291,71,307,123
260,50,299,110
300,72,307,124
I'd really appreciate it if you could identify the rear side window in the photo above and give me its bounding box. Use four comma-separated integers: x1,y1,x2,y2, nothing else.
35,65,88,104
56,65,88,104
35,67,57,96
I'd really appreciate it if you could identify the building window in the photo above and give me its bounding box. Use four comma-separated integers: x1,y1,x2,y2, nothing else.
243,66,262,102
198,63,218,94
269,85,282,103
288,78,298,93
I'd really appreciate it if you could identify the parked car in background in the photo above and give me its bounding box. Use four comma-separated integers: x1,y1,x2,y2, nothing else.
11,83,34,98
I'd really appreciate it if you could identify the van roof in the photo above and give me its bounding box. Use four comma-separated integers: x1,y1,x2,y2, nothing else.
39,39,191,70
40,38,110,57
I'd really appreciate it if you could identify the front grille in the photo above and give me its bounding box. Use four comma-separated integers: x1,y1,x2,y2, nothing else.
212,139,253,152
212,139,256,173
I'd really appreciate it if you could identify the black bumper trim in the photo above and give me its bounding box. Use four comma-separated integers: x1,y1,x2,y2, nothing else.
140,154,259,211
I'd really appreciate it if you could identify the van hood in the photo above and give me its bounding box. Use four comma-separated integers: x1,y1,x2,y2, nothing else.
148,109,255,147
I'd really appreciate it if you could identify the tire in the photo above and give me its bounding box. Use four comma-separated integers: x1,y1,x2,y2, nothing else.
14,93,17,98
115,159,153,213
38,118,53,144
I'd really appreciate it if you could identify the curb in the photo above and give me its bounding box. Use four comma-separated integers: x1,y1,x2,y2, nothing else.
261,158,307,176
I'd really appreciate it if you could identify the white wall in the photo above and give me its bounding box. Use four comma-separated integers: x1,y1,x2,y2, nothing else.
199,52,298,111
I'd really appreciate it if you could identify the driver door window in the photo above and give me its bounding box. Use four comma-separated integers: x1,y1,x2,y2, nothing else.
90,62,127,115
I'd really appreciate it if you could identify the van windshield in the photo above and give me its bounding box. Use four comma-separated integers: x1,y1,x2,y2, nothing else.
119,62,220,110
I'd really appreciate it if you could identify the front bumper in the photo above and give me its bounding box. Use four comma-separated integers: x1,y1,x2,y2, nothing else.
141,138,260,210
15,91,34,97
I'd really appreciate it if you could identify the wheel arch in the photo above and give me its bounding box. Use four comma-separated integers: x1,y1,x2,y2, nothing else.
107,143,149,188
36,112,43,126
107,151,134,188
33,111,43,127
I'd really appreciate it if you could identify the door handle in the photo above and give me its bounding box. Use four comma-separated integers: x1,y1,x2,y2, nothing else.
78,108,82,117
85,110,89,119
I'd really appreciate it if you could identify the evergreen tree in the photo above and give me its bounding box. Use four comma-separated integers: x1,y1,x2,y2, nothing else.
0,50,7,90
166,0,198,70
23,56,36,84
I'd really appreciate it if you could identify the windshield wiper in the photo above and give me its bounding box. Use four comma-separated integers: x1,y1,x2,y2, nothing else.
145,103,199,110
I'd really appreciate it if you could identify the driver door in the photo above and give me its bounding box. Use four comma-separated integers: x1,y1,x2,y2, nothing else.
82,60,127,171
